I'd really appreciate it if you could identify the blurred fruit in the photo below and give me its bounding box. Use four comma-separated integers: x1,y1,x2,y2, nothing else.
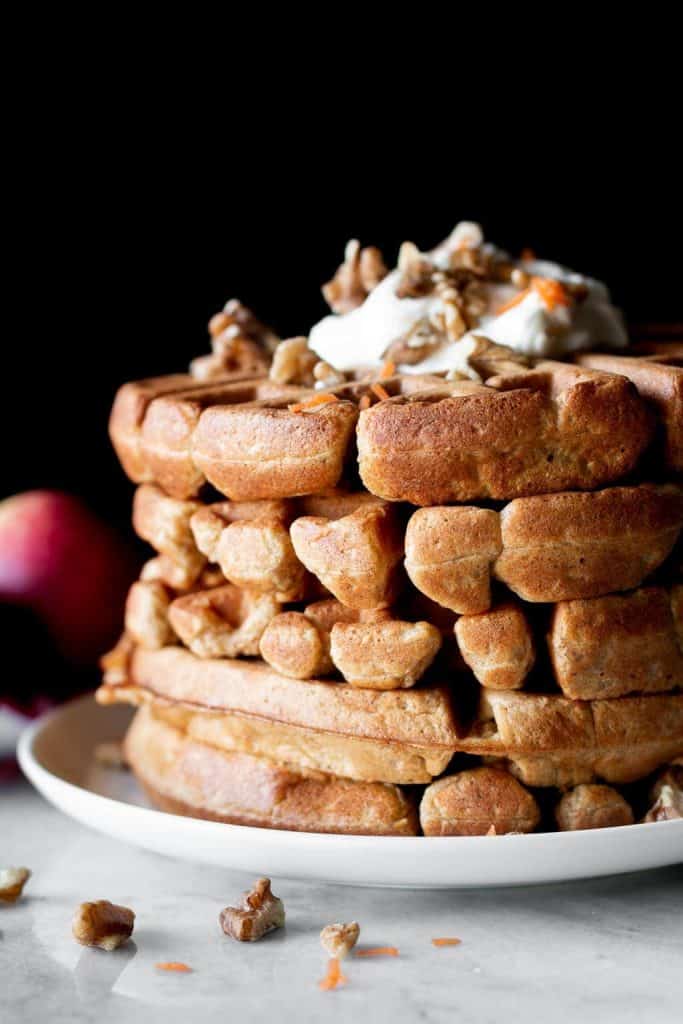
0,491,138,665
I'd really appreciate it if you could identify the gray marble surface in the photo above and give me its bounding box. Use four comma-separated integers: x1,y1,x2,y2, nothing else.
2,777,682,1024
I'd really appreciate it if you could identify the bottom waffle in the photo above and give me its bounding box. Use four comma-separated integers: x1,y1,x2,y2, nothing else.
125,706,419,836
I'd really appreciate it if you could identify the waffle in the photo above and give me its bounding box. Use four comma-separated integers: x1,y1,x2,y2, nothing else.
126,706,419,835
102,276,683,838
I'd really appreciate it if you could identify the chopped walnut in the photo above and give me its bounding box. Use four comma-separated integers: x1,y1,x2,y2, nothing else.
190,299,278,379
94,741,129,770
269,336,318,385
644,765,683,821
320,922,360,959
219,878,285,942
0,867,31,904
322,239,388,313
72,900,135,950
313,360,346,389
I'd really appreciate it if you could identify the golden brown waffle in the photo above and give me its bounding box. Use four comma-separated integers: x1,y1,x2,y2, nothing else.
110,364,655,504
126,706,419,835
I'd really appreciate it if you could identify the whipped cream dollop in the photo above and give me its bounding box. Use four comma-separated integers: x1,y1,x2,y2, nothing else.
309,223,628,376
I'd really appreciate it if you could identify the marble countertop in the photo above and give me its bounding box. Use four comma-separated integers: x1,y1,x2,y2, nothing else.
2,777,682,1024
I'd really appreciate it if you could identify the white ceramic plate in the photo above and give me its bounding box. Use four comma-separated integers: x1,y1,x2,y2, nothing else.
18,695,683,889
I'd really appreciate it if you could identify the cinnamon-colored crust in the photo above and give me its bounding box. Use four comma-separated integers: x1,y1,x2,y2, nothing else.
549,586,683,699
125,707,419,835
152,704,453,784
96,645,462,748
494,484,683,602
404,507,501,614
462,690,683,786
455,603,535,690
554,784,634,831
576,353,683,470
420,767,540,836
329,618,442,690
290,504,404,610
357,371,652,504
193,397,358,500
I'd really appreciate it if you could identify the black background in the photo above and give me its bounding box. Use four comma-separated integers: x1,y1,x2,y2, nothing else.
5,57,682,540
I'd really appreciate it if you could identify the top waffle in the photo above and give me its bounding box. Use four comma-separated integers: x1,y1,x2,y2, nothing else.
109,354,677,504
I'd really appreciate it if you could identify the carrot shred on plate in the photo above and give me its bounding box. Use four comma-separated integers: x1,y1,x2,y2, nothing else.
355,946,399,957
432,937,462,947
370,383,390,401
319,957,348,990
379,359,396,380
288,393,339,413
155,962,192,972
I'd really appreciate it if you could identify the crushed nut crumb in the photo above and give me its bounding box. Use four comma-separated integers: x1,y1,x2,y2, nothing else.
72,900,135,950
0,867,31,904
219,878,285,942
320,922,360,960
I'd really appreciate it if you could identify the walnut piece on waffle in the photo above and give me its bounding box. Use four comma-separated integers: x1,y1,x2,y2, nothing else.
290,504,404,610
322,239,388,314
494,484,683,603
190,299,277,381
548,585,683,700
454,603,535,690
133,484,206,587
404,507,501,615
554,784,634,831
269,336,318,386
124,580,176,649
330,618,442,690
420,767,541,836
168,584,279,658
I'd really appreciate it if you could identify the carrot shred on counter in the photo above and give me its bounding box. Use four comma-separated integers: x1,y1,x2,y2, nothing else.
155,962,192,972
497,275,571,315
355,946,399,957
432,937,462,947
319,957,348,990
379,359,396,380
288,393,339,413
359,393,372,411
370,383,390,401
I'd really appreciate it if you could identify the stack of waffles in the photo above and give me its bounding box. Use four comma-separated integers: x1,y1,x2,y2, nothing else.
97,291,683,837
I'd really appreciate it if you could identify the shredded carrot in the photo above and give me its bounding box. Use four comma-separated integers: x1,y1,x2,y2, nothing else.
432,937,462,947
359,393,372,410
531,276,571,311
370,383,390,401
355,946,399,957
288,393,339,413
497,276,571,316
319,957,347,990
520,247,536,262
379,359,396,380
155,962,192,972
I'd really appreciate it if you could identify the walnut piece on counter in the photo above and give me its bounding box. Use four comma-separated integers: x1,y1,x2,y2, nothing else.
72,900,135,950
0,867,31,904
219,877,285,942
320,921,360,959
322,239,388,313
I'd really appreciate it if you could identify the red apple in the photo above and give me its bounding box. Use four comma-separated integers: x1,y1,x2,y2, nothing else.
0,490,138,665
